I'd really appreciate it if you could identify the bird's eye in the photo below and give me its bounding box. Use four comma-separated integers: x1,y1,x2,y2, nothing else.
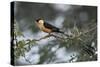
36,18,42,22
36,19,39,22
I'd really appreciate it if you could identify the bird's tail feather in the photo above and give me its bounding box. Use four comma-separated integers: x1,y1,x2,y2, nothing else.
58,31,64,34
58,30,69,37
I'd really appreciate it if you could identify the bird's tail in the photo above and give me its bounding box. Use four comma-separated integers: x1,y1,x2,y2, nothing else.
58,30,64,34
58,30,69,37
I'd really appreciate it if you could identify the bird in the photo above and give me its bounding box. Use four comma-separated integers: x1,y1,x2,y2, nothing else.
35,18,64,34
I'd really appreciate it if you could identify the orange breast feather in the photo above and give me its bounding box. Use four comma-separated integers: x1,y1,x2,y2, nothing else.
36,22,52,33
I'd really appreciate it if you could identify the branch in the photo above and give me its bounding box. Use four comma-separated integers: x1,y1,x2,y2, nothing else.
31,34,66,41
26,26,96,43
23,55,31,64
81,26,97,35
71,26,97,39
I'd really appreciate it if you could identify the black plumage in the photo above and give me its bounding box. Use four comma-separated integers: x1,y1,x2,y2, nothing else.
44,22,61,32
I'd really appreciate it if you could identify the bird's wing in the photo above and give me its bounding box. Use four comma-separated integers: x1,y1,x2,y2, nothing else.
44,22,59,32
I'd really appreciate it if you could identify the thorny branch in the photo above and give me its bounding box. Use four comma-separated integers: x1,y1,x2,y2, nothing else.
30,34,66,42
29,26,97,42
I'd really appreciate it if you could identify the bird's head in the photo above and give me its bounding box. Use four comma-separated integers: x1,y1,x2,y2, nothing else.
36,18,44,24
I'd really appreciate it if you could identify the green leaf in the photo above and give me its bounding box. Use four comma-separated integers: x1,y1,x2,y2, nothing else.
18,40,25,48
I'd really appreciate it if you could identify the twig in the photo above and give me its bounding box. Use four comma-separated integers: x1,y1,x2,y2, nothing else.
72,26,97,39
25,26,96,44
81,26,96,35
23,55,31,64
31,34,66,41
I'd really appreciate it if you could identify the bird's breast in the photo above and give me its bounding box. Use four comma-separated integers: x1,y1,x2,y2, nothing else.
36,22,52,33
42,27,52,33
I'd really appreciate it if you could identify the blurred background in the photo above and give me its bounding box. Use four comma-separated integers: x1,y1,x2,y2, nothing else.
12,1,97,65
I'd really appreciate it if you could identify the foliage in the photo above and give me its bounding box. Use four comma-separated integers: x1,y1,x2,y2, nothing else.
14,21,37,63
13,19,97,64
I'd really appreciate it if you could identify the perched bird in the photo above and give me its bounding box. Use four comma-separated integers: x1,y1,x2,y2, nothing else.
35,18,64,34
